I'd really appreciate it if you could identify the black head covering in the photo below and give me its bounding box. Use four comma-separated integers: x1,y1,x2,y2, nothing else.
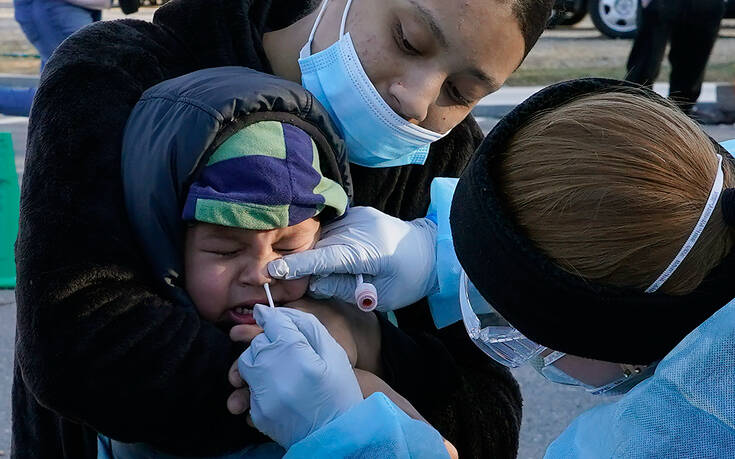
451,78,735,365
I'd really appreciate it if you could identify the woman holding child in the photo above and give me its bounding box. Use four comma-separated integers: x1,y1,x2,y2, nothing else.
12,0,553,457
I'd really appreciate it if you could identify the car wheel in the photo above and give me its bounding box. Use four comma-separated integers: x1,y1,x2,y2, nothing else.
589,0,638,39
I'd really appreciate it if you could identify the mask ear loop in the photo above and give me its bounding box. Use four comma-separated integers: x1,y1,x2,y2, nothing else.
302,0,331,58
340,0,354,37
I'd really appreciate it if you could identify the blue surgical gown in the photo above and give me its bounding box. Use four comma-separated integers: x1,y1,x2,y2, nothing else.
287,392,450,458
544,298,735,458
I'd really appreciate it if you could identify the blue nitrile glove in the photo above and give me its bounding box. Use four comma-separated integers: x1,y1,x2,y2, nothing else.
267,206,438,311
287,393,451,459
238,305,363,449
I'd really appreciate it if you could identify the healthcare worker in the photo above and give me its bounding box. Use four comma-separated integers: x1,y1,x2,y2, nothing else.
13,0,555,457
249,78,735,457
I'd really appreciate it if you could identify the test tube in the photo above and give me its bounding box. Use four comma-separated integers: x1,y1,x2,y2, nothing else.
354,274,378,312
263,283,275,308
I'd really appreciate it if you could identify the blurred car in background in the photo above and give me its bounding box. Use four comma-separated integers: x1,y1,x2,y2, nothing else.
551,0,735,39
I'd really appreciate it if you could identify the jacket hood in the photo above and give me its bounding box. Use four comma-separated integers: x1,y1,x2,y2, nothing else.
122,66,352,300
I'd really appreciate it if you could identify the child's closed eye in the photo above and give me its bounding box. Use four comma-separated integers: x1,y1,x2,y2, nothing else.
199,243,243,257
206,249,240,257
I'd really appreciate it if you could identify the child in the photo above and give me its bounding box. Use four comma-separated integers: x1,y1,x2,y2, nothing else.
180,119,348,329
102,66,451,458
179,118,432,447
179,119,392,385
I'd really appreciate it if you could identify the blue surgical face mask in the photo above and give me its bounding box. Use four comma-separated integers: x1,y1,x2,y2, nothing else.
298,0,449,168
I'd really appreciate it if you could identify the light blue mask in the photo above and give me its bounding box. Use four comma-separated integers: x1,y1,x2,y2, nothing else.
298,0,448,168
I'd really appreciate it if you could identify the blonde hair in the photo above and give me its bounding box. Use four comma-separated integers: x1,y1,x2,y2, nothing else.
499,91,734,295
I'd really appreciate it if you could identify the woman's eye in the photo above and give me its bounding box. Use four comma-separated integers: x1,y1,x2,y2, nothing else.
448,84,472,106
394,23,420,55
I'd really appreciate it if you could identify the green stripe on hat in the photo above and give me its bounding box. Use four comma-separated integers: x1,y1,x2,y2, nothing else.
309,140,348,217
207,121,287,165
194,198,290,230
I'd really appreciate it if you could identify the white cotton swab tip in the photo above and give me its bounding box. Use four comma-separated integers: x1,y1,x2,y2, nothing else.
263,283,275,308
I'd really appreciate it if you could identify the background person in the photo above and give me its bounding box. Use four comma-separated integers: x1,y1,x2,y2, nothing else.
625,0,726,123
12,0,555,457
0,0,111,116
259,79,735,457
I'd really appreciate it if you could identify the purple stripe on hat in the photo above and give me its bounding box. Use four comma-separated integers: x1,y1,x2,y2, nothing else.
282,123,324,225
192,155,292,205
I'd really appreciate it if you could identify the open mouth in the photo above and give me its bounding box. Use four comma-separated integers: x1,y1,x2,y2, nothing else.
229,306,256,325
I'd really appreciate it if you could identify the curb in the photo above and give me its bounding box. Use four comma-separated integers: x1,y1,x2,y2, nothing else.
0,74,730,119
472,102,726,119
0,74,39,88
472,82,735,119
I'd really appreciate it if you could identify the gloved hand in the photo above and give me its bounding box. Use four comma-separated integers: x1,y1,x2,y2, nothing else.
267,206,438,311
238,305,363,449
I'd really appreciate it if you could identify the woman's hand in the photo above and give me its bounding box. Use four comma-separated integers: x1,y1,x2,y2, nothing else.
267,206,439,311
230,305,363,449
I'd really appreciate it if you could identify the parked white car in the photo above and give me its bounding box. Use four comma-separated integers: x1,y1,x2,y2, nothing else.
551,0,735,39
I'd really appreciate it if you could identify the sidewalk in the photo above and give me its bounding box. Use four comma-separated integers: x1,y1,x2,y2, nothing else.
474,82,735,118
0,74,733,121
0,291,15,455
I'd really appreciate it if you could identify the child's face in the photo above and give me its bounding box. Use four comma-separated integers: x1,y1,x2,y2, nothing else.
184,218,320,326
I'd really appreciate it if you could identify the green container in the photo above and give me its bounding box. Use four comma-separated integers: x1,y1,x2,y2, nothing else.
0,132,19,288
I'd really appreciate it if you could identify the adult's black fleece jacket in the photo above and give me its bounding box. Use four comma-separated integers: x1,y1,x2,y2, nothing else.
12,0,522,457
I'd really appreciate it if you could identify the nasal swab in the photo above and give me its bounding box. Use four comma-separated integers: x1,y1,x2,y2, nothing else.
355,274,378,312
263,283,275,308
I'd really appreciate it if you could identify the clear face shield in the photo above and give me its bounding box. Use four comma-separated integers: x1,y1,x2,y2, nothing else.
458,270,657,395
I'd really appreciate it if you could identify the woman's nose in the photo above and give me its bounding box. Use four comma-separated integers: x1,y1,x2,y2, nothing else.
388,72,442,124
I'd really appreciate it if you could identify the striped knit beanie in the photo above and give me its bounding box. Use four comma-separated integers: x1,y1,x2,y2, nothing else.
182,121,348,230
